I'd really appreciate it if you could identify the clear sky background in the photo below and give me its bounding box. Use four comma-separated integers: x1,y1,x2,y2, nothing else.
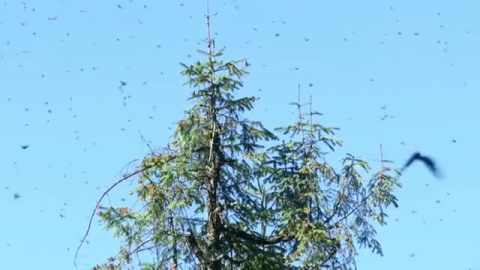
0,0,478,269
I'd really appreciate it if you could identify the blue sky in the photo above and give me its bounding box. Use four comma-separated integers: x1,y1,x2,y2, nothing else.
0,0,478,269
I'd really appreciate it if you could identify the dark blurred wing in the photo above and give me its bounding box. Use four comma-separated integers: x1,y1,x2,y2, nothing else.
399,152,420,174
419,156,440,177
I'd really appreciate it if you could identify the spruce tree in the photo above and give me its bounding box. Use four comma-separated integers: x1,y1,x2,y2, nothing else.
80,5,400,270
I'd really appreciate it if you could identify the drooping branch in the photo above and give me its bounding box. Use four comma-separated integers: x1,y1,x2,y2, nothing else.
221,224,295,245
74,154,176,267
75,165,150,266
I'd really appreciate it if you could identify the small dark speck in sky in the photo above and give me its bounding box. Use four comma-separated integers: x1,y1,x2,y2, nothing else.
13,193,20,200
21,145,29,149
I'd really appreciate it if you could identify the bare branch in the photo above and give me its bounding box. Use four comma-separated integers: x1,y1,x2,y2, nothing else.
74,164,158,267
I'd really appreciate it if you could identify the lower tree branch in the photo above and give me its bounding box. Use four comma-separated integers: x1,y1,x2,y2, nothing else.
222,224,295,245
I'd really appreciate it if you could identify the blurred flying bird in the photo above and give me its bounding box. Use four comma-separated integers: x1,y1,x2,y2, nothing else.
399,152,441,178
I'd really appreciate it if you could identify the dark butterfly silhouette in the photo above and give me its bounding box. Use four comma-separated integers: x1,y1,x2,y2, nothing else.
399,152,441,178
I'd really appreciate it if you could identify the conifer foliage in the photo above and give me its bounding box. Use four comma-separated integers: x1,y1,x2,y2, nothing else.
83,6,401,270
